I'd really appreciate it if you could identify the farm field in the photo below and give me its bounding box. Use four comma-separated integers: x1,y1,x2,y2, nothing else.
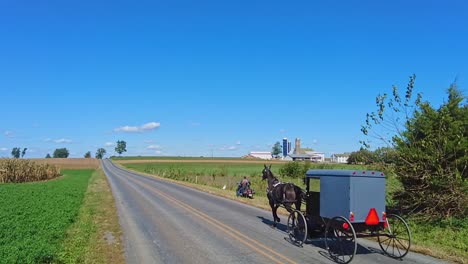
119,159,468,263
0,161,124,264
0,170,93,263
31,158,100,170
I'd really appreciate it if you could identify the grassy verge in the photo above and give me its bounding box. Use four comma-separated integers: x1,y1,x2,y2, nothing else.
56,169,124,264
0,170,92,263
119,161,467,264
407,217,467,263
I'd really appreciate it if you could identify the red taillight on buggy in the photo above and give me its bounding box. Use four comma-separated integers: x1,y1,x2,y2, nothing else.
349,212,355,222
365,208,380,225
342,223,349,229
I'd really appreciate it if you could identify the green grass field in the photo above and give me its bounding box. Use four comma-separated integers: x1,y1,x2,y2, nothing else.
0,170,93,263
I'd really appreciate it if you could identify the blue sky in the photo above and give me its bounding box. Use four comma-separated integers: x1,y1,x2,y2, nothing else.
1,0,467,158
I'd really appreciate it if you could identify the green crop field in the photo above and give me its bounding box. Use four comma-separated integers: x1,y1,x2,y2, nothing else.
0,170,93,263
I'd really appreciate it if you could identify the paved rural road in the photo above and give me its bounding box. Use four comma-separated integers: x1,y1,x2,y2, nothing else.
102,159,447,264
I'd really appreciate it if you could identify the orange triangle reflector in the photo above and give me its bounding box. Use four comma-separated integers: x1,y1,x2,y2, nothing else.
365,208,380,225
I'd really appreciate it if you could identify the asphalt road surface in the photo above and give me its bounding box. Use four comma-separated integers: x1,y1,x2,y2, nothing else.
102,159,447,264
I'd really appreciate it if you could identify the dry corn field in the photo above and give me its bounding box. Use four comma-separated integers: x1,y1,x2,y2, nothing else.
0,159,61,183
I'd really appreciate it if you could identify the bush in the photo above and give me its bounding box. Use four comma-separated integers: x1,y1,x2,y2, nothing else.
279,161,311,178
362,76,468,219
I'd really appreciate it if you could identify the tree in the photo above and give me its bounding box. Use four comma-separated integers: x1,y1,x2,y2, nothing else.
361,75,467,219
11,147,20,158
272,141,282,158
84,151,91,158
45,153,52,158
115,140,127,156
21,148,27,158
53,148,69,158
95,148,106,159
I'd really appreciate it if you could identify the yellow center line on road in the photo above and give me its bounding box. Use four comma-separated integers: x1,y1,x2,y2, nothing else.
114,167,299,264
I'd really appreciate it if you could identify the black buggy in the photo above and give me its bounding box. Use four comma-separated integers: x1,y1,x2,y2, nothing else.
286,170,411,264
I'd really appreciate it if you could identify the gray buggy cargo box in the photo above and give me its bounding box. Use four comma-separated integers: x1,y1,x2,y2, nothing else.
306,169,386,223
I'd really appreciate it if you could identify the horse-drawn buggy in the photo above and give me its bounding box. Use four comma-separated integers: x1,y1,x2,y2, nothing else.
262,166,411,264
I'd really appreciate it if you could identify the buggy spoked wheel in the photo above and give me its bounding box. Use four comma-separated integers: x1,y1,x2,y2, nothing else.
378,214,411,259
324,216,357,264
287,210,307,246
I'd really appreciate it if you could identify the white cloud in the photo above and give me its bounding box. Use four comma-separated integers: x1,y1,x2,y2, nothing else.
236,140,241,145
44,138,52,142
0,147,8,152
4,131,14,138
312,139,318,144
105,142,115,147
147,145,161,150
220,145,237,151
155,150,162,154
114,122,160,133
54,138,72,144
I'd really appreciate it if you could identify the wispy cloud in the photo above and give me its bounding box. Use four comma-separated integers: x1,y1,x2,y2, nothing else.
0,147,8,152
105,142,115,147
220,145,237,151
236,140,241,145
144,140,154,143
189,121,201,127
4,131,14,138
54,138,72,144
114,122,160,133
147,145,161,150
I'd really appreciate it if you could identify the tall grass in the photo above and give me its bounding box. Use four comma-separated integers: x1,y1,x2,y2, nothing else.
0,159,61,183
123,162,369,198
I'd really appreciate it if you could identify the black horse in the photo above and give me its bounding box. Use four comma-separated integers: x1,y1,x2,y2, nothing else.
262,164,303,227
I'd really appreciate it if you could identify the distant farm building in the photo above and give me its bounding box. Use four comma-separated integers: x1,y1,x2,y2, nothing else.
246,151,273,160
287,137,325,162
331,153,350,163
289,151,325,162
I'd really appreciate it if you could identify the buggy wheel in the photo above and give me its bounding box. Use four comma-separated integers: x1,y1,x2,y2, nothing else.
287,210,307,247
324,216,357,264
378,214,411,259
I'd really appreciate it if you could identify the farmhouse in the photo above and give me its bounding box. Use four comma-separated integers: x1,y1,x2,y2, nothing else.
331,153,350,163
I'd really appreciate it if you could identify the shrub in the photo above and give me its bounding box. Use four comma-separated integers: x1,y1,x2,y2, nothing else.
279,161,311,178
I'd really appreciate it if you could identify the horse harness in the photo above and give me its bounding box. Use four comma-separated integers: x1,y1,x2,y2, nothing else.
267,180,295,204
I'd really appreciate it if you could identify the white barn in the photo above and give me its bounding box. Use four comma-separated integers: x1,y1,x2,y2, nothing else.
248,151,273,160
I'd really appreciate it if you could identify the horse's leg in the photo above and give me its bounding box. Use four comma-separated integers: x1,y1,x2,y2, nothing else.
273,204,281,223
269,197,277,227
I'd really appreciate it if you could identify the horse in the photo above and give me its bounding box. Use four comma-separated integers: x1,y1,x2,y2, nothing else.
262,164,303,227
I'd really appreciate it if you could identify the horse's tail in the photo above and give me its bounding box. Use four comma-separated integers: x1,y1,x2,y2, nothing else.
294,184,305,200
